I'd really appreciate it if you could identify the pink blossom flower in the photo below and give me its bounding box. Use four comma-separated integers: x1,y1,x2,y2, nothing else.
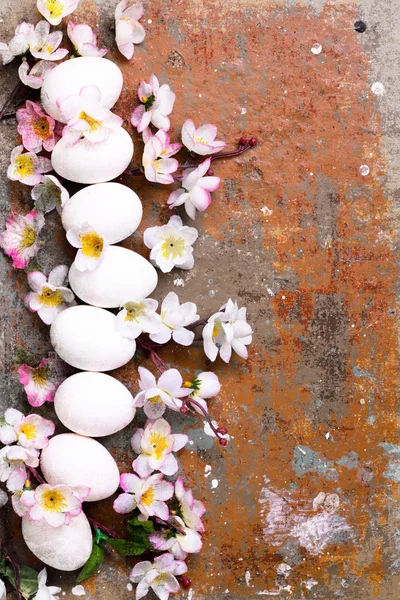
66,223,109,271
25,265,75,325
67,22,108,57
131,418,188,478
131,74,176,132
18,357,60,407
133,367,188,419
0,408,55,449
19,60,56,89
0,22,34,65
31,175,70,215
0,445,39,492
0,210,44,269
21,483,89,527
12,490,30,517
175,478,206,532
7,145,52,186
182,120,226,155
143,215,198,273
142,133,180,184
17,101,56,153
115,0,145,60
58,85,123,145
130,554,187,600
37,0,81,26
149,292,198,346
150,515,202,560
167,157,220,220
113,472,173,520
28,20,69,61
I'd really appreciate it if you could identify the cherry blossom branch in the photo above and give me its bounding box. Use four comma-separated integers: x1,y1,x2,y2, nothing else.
86,515,124,539
181,396,228,446
0,80,23,121
27,466,45,484
1,544,22,600
153,517,186,536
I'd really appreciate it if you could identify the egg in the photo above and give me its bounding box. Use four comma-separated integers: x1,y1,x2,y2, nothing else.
50,305,135,371
55,372,135,437
69,246,158,308
51,127,134,184
22,512,92,571
40,434,120,502
41,57,123,123
62,183,143,244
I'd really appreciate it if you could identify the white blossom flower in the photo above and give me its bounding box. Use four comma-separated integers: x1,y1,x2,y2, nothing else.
33,568,61,600
37,0,81,26
21,483,89,527
0,22,34,65
7,145,52,186
114,472,173,520
19,60,55,89
181,120,226,155
203,298,253,363
31,175,70,215
149,292,198,346
150,516,202,560
115,0,145,60
0,445,39,492
184,371,221,414
67,22,108,57
0,578,5,600
131,74,176,132
131,418,188,478
142,132,180,185
116,299,161,340
0,408,55,449
12,490,30,517
144,215,198,273
130,553,187,600
29,20,69,60
133,367,188,419
25,265,75,325
66,224,109,271
167,157,220,219
59,85,123,145
175,478,206,532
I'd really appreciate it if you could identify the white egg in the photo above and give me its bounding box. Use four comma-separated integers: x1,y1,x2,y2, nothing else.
51,128,134,184
40,434,120,502
22,512,92,571
41,57,123,123
50,305,135,371
62,183,143,244
55,372,136,437
69,246,158,308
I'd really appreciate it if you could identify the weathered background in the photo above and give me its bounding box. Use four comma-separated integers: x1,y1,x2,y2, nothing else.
1,0,400,598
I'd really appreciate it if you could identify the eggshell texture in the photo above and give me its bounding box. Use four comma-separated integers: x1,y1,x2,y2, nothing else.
62,183,143,244
51,128,134,184
69,246,158,308
50,305,135,371
55,372,136,437
22,512,92,571
40,434,120,502
41,57,123,123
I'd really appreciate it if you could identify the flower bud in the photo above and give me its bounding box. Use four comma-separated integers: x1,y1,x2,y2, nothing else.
219,438,228,447
217,427,228,435
180,405,189,414
249,137,257,147
239,136,247,146
206,168,214,176
180,577,192,588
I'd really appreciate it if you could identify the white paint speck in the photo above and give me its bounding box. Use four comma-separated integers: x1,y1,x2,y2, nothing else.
147,19,152,23
325,432,330,439
261,206,273,215
303,578,318,590
310,43,322,55
359,165,370,176
245,570,252,586
276,563,292,577
205,465,212,477
187,589,194,600
211,479,219,489
297,446,307,455
127,583,133,591
71,586,85,596
209,290,215,297
371,82,385,96
241,107,247,115
174,278,185,287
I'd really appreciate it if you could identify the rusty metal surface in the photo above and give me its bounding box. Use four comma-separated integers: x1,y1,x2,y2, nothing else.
1,0,400,598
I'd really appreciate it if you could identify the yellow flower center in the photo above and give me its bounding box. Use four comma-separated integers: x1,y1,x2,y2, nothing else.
183,381,193,388
79,111,103,132
124,302,146,322
141,486,155,507
20,422,37,441
212,324,220,338
161,235,185,260
18,225,36,250
142,96,148,103
46,45,53,53
148,432,168,461
194,136,209,145
32,367,48,388
79,232,104,258
32,117,51,140
40,489,68,512
39,286,63,307
147,395,162,405
44,0,64,18
154,573,168,585
14,155,35,179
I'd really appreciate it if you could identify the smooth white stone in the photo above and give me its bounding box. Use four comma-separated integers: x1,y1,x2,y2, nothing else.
22,512,92,571
41,57,123,123
40,433,120,502
50,305,135,371
69,246,158,308
55,372,135,437
62,183,143,244
51,128,134,184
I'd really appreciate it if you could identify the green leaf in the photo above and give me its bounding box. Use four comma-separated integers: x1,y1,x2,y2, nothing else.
106,538,147,557
128,515,155,534
94,528,109,545
6,564,38,599
76,543,104,583
0,559,6,576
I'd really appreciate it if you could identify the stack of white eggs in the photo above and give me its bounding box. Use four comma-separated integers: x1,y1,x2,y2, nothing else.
22,57,158,571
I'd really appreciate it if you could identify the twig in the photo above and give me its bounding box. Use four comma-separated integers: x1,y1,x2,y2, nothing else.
1,545,22,600
27,466,45,484
153,517,186,536
0,80,22,121
86,515,124,539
